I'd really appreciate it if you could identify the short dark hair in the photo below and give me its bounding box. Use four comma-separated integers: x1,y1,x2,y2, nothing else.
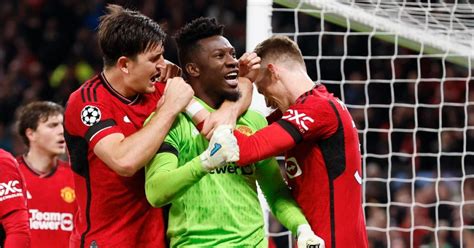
174,17,224,76
98,4,166,67
254,35,305,67
17,101,64,146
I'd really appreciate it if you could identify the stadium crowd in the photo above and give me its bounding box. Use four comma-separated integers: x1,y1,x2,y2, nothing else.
0,0,472,247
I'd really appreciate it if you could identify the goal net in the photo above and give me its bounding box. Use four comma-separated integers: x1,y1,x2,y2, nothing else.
247,0,474,247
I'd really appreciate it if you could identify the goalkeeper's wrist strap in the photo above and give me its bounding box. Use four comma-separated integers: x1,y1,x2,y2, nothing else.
185,101,204,118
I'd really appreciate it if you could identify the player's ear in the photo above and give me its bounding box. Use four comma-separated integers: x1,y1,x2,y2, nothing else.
267,63,279,81
25,128,35,142
117,56,130,74
185,63,200,77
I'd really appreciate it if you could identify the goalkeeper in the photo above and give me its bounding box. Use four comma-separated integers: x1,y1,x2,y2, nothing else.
145,17,323,247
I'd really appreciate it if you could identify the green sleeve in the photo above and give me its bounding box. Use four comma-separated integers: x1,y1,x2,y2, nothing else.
256,157,308,235
145,152,208,207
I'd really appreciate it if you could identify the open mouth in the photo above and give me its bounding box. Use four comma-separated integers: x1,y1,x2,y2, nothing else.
150,72,161,83
224,71,239,87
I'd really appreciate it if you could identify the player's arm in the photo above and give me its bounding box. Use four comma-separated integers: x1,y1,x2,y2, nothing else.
187,77,253,139
145,151,206,207
255,158,307,234
145,125,239,207
237,99,341,166
94,77,194,177
256,158,325,248
185,111,298,166
2,210,30,248
235,121,299,166
0,156,30,248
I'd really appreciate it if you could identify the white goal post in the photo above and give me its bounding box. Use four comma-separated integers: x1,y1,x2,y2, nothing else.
247,0,474,247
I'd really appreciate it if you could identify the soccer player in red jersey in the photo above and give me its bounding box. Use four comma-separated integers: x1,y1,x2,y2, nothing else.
64,5,193,248
16,101,76,248
236,36,369,248
0,149,30,248
63,5,251,248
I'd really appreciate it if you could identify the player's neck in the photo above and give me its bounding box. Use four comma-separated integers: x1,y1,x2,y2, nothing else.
286,71,315,104
103,68,137,99
189,81,223,109
24,148,58,176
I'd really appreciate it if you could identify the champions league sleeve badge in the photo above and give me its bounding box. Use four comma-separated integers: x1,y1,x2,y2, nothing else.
81,105,101,126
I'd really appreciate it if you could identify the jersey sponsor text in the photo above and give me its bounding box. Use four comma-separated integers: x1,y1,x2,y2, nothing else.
29,209,73,231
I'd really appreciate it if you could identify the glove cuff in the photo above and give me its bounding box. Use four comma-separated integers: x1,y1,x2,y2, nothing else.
297,224,313,238
199,153,211,172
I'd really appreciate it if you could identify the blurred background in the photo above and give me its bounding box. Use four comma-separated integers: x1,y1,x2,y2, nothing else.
0,0,473,247
0,0,247,154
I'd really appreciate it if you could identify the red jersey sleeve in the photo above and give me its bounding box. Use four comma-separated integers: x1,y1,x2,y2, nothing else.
65,98,123,150
2,210,30,248
0,151,27,219
235,123,296,166
235,96,339,166
266,109,282,124
0,150,30,248
278,97,338,142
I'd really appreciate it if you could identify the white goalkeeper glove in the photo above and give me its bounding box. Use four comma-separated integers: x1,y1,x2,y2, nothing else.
200,125,239,172
297,224,325,248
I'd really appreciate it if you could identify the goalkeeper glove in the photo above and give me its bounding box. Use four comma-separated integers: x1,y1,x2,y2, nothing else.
297,224,325,248
200,125,239,172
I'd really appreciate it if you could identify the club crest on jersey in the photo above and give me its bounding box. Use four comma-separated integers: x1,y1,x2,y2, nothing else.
282,109,314,132
61,186,76,203
81,105,101,126
285,157,302,178
236,125,253,136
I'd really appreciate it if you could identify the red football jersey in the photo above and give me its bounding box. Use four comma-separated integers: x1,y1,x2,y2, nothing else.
235,85,368,248
64,73,166,248
277,85,368,248
16,156,76,248
0,149,30,247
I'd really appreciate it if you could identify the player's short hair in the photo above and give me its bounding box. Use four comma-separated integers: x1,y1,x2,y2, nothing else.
17,101,64,146
174,17,224,77
254,35,305,67
98,4,166,67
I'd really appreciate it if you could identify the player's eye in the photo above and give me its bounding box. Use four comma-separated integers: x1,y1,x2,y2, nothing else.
150,54,162,62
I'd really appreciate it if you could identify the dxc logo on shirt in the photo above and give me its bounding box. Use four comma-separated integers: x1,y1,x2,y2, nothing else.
282,109,314,132
0,180,23,202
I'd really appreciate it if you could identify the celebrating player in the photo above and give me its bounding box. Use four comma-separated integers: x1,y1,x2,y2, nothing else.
144,17,323,247
16,101,76,248
0,149,30,248
63,4,194,247
233,36,369,248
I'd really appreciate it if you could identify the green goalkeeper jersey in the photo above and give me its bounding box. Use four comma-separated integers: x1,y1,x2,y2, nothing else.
145,99,308,247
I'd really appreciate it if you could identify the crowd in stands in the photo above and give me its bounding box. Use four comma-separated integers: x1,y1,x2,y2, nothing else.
1,1,472,247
